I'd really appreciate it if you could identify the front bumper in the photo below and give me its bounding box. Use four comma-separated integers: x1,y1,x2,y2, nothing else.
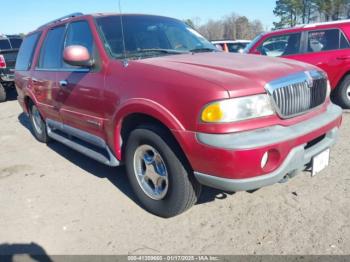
193,104,342,192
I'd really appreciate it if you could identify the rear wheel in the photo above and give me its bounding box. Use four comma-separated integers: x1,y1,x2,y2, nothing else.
29,103,50,143
334,75,350,109
0,83,6,102
125,125,201,218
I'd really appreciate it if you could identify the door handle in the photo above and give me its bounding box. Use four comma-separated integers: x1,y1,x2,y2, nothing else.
59,80,68,88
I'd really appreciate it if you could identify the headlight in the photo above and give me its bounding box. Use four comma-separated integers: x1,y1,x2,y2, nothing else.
201,94,274,123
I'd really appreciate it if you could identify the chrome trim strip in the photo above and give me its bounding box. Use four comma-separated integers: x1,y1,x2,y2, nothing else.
265,70,327,119
196,104,342,150
46,119,119,167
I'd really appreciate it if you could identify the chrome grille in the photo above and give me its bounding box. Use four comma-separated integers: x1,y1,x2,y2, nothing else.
266,71,328,118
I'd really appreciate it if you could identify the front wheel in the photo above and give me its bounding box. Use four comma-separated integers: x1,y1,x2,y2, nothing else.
125,126,201,218
334,75,350,109
0,83,6,102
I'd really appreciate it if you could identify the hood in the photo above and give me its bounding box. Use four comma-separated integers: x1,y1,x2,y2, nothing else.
138,52,319,97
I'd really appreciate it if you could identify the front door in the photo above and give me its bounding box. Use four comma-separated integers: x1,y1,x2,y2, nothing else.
55,20,107,139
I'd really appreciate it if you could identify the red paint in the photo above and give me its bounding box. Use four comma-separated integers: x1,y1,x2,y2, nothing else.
15,14,342,181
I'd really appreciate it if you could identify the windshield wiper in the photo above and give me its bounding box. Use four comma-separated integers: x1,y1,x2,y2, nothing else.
133,49,189,55
190,48,218,53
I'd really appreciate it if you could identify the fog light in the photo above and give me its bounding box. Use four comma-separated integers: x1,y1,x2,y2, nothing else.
261,152,269,169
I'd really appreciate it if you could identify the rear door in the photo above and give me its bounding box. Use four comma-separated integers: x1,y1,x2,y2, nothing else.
296,28,350,88
55,20,106,138
32,25,66,121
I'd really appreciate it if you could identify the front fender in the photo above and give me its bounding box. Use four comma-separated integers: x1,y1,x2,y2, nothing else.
110,98,185,160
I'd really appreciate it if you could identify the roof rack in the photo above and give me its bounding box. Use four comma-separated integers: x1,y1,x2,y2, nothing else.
37,12,84,30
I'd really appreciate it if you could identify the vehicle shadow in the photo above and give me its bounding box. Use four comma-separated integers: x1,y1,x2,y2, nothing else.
0,242,53,262
18,113,236,208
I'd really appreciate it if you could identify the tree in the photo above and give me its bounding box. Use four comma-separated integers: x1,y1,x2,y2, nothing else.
274,0,350,29
189,12,264,41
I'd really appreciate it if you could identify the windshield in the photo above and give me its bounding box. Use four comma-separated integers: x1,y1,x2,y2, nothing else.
96,15,216,59
0,39,11,50
243,33,264,53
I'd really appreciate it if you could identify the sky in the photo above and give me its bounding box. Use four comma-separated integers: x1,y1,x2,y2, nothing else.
0,0,277,34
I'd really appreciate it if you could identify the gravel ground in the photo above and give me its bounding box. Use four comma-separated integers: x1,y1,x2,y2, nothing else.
0,97,349,256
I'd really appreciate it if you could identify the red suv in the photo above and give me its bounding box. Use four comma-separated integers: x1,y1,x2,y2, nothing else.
244,20,350,109
15,13,342,217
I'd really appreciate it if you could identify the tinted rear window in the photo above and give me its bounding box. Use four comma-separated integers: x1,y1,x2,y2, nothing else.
307,29,350,52
0,39,11,50
15,32,41,71
9,38,23,49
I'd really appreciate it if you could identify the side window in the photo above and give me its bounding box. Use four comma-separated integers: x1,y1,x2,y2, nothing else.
258,33,301,57
15,32,41,71
307,29,350,53
63,21,94,68
38,26,66,69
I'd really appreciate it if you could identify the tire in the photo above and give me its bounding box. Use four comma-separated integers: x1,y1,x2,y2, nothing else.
0,83,6,102
125,125,201,218
28,103,50,143
334,75,350,109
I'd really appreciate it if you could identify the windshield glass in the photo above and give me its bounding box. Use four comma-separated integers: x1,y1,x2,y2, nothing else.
96,15,216,59
0,39,11,50
243,33,264,53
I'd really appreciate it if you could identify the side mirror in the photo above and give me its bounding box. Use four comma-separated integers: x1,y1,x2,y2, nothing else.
63,45,94,67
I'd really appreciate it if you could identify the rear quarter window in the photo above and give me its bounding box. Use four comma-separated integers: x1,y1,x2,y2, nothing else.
15,32,41,71
9,38,23,49
307,29,350,53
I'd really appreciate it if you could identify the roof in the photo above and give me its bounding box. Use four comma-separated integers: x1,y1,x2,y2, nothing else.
36,12,182,31
271,19,350,35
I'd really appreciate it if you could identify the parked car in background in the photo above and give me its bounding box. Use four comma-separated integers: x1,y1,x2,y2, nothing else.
244,20,350,109
212,40,250,53
16,13,342,217
0,34,22,102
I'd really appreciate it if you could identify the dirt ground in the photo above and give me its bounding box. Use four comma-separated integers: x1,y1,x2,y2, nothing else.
0,96,349,256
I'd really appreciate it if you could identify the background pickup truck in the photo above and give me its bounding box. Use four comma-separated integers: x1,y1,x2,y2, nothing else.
0,35,22,102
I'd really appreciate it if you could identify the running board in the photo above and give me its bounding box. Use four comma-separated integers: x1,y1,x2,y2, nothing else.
46,119,120,167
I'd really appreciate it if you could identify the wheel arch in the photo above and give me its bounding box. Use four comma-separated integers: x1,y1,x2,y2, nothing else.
335,71,350,89
112,99,188,164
